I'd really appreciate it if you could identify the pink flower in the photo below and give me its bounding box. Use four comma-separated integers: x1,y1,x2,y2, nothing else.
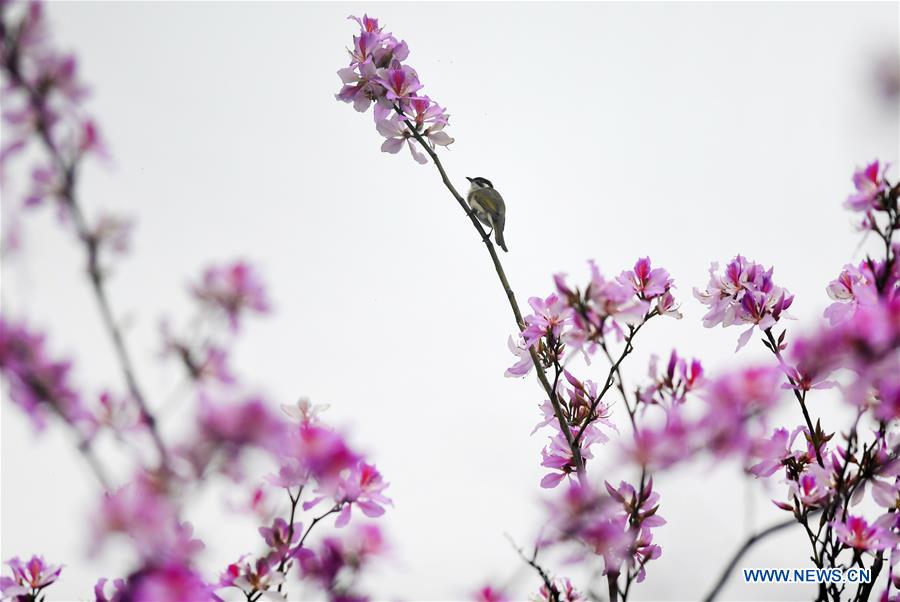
259,518,301,556
332,462,393,527
227,556,285,599
3,555,62,594
197,393,289,457
281,397,330,425
789,465,833,508
845,160,888,213
121,563,214,602
638,350,703,407
0,318,92,431
534,578,585,602
504,334,534,378
825,261,878,326
402,96,454,148
693,256,794,351
698,366,782,458
617,257,674,300
832,513,899,553
376,65,423,101
521,293,573,349
375,114,427,164
540,424,606,489
298,524,385,599
91,476,193,562
474,586,508,602
583,261,652,327
747,427,802,478
192,261,270,331
270,423,362,491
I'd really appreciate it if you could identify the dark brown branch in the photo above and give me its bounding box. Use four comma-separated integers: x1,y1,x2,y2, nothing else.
703,514,815,601
394,106,585,475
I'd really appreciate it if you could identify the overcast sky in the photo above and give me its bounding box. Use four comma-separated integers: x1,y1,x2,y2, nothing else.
2,2,899,601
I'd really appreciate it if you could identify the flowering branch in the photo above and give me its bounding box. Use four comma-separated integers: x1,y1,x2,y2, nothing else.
388,103,586,475
0,12,171,474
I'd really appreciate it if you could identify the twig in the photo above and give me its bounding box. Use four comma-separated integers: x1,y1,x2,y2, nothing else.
394,105,585,476
504,533,559,602
1,34,171,473
703,514,817,601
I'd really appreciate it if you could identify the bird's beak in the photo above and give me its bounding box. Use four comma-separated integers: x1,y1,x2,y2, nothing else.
466,176,473,182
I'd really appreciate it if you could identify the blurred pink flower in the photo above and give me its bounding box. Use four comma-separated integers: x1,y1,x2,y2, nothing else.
192,261,270,331
845,160,888,213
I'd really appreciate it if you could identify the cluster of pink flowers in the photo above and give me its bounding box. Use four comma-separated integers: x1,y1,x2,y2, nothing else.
0,1,106,220
336,14,453,164
844,160,898,235
1,556,62,601
539,479,665,589
694,255,794,351
0,317,91,431
191,261,271,331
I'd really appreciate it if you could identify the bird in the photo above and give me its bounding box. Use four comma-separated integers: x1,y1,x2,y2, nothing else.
466,176,508,252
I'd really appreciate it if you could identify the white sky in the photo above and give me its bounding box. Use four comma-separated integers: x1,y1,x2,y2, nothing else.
2,2,899,601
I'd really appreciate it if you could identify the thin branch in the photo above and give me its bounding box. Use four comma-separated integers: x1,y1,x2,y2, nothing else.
504,533,559,602
395,105,584,475
2,38,171,474
703,514,817,602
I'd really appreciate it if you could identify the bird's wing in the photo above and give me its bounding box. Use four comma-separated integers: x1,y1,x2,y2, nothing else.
475,188,505,215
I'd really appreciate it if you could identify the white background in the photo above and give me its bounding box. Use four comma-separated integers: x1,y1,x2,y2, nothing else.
2,2,898,600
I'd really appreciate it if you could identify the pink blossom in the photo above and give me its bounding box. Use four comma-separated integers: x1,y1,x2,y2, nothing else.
298,524,385,600
91,476,188,561
376,65,423,101
521,293,574,349
375,114,427,164
332,462,393,526
824,262,880,325
747,427,803,478
789,465,833,508
832,513,899,553
0,318,92,431
540,424,606,489
281,397,330,425
845,160,888,213
534,578,585,602
698,366,782,458
474,586,509,602
3,555,62,594
638,350,703,407
192,261,270,331
617,257,674,300
227,556,285,599
259,518,301,556
693,256,794,351
121,563,214,602
504,334,534,378
197,393,289,457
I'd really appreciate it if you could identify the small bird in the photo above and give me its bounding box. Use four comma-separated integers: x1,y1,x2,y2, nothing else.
466,176,508,252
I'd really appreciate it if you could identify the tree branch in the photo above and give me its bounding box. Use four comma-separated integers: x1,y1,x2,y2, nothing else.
703,514,816,602
395,106,585,475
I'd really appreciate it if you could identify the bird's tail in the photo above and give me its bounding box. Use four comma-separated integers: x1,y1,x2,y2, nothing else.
494,218,508,252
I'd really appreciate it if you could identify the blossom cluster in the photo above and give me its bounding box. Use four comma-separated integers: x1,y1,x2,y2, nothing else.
694,255,794,351
0,317,92,432
0,1,106,217
336,14,453,164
